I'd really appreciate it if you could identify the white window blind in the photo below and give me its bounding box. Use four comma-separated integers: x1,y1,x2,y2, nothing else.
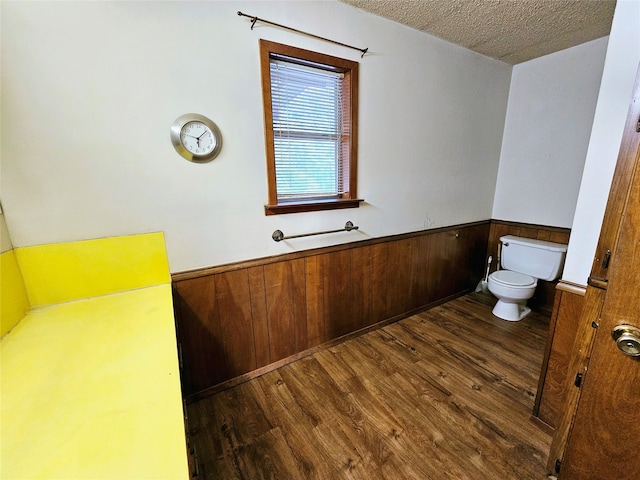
270,58,346,201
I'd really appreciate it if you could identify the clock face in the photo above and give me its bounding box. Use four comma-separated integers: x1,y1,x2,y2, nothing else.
170,114,222,163
180,121,216,156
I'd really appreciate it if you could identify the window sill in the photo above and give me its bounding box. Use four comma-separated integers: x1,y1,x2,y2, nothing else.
264,198,364,216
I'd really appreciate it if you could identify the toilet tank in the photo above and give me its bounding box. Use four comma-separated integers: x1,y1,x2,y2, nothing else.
499,235,568,281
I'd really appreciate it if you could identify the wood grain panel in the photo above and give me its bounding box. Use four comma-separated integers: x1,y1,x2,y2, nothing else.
323,250,352,339
248,266,271,367
456,224,490,294
412,235,431,309
304,255,326,348
536,230,552,241
349,245,371,331
215,270,256,377
291,258,308,352
533,283,586,429
173,276,226,393
546,286,602,473
427,230,461,301
488,221,511,258
385,238,414,318
369,243,388,324
264,261,298,361
519,226,539,239
549,231,570,244
539,290,583,426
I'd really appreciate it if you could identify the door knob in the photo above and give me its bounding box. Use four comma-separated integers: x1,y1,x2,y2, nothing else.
611,325,640,357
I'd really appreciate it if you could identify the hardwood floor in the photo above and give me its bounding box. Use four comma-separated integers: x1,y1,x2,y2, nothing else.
186,292,553,479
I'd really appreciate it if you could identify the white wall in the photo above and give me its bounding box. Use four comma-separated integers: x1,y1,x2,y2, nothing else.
562,0,640,286
1,0,511,273
492,37,608,227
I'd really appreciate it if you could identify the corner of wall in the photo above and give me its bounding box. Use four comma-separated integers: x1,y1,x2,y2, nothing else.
1,211,15,254
1,249,30,338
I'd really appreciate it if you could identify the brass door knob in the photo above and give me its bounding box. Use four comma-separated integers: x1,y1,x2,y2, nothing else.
611,325,640,357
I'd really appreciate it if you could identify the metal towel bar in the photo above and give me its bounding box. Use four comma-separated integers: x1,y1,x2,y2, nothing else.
272,221,359,242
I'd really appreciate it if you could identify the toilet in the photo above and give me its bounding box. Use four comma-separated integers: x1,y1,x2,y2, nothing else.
488,235,567,321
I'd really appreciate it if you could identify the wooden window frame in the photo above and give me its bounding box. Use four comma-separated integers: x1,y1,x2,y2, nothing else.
259,39,362,215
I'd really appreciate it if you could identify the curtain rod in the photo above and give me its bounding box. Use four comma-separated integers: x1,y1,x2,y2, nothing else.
237,11,368,58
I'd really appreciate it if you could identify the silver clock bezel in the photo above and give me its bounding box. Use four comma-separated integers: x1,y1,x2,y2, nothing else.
170,113,222,163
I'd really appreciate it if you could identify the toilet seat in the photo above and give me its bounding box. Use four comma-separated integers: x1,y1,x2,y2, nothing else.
490,270,536,288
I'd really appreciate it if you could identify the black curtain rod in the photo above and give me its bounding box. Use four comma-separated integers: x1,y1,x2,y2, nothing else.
237,11,368,58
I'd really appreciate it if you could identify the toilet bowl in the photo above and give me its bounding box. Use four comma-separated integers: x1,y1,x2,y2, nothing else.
487,235,567,321
487,270,537,321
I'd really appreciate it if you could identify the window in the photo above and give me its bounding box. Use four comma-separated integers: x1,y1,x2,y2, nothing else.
259,40,362,215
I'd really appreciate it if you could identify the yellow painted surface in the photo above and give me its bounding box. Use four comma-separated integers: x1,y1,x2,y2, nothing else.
0,249,30,337
15,232,170,307
1,285,189,479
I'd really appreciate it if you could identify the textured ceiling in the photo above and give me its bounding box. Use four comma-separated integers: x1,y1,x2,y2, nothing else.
339,0,616,64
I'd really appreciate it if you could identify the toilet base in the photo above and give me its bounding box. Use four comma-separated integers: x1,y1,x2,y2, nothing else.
492,300,531,322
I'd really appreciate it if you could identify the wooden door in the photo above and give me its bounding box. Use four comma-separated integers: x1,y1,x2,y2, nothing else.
557,73,640,478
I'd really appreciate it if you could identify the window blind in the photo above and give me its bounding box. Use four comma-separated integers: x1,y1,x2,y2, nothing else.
270,58,345,201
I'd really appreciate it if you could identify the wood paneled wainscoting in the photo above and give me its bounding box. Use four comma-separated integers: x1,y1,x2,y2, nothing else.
172,222,490,401
533,280,586,431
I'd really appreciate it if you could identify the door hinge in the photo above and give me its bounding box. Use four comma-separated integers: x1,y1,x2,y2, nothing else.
555,459,562,473
602,249,611,269
574,372,583,388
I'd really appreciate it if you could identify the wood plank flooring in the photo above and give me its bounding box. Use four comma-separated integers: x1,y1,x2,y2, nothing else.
186,292,552,479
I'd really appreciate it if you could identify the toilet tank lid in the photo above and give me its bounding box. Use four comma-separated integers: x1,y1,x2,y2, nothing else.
499,235,568,252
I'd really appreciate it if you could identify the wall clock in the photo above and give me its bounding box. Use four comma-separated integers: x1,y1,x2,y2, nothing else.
170,113,222,163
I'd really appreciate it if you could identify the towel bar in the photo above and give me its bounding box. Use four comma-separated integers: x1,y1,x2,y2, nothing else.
272,221,359,242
